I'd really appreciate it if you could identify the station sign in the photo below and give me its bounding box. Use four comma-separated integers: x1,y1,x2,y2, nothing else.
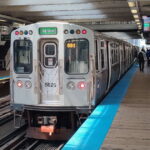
143,16,150,32
39,27,57,35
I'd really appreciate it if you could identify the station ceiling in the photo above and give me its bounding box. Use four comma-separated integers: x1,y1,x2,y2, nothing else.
0,0,150,39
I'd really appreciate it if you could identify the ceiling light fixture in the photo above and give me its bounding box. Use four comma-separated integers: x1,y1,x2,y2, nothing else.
128,2,135,7
135,19,140,22
133,15,139,19
131,9,138,14
0,19,6,22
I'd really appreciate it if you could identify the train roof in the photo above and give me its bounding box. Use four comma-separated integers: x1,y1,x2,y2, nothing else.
94,31,132,45
12,20,133,46
36,20,69,25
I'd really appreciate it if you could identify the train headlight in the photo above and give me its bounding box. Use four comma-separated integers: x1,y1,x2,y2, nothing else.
25,81,32,89
77,81,86,89
15,31,19,35
17,80,23,88
82,29,87,34
67,81,75,90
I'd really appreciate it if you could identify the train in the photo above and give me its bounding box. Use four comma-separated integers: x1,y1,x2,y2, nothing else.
10,21,137,140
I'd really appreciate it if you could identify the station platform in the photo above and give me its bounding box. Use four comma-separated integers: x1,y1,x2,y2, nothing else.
62,64,150,150
101,65,150,150
0,71,10,82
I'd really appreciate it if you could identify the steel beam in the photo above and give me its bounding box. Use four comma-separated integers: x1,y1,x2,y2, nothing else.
0,14,32,24
0,2,128,12
9,8,130,17
0,0,128,6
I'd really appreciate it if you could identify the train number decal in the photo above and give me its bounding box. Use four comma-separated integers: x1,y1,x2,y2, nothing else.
45,82,56,87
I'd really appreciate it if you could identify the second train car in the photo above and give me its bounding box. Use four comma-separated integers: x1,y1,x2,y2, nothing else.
10,21,136,140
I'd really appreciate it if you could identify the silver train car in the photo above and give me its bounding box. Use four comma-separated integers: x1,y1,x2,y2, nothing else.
10,21,136,140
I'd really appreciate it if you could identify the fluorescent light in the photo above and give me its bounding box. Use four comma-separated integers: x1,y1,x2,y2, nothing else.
0,19,6,22
137,22,141,25
128,2,135,7
131,9,138,14
135,19,140,22
134,15,139,18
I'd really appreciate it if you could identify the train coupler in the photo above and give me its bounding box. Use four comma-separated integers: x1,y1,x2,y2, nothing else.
37,116,57,136
41,125,55,136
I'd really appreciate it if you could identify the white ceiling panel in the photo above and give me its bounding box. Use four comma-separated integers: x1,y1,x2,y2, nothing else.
0,0,149,38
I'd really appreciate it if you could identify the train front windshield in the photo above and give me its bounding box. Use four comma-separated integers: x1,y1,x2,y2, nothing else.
14,40,32,74
65,39,89,74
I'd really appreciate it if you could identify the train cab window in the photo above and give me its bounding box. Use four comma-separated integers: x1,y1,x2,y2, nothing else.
43,43,57,68
14,40,32,74
45,44,55,55
65,39,89,74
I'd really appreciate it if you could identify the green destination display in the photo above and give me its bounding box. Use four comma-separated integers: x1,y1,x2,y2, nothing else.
39,27,57,35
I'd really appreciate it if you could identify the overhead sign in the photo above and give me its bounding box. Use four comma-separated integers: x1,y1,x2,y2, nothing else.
143,16,150,32
39,27,57,35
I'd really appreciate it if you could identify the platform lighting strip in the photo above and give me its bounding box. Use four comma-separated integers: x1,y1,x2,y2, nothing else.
128,1,141,30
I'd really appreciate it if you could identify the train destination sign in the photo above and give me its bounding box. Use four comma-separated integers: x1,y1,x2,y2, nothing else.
67,43,76,48
39,27,57,35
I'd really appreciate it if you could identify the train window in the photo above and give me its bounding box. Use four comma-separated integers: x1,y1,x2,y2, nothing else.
111,49,114,64
14,40,32,74
100,41,104,47
115,49,117,62
45,44,55,55
43,43,57,68
95,40,99,71
121,50,123,60
65,39,89,74
101,49,105,69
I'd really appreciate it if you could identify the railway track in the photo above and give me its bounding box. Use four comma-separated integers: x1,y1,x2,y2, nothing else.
0,95,13,126
0,95,65,150
1,134,65,150
33,141,65,150
0,124,27,147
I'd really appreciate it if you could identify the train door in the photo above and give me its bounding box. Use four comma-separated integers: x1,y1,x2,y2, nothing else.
95,39,109,101
39,39,61,105
118,43,122,79
99,40,109,95
123,44,126,71
106,41,112,90
106,41,110,91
